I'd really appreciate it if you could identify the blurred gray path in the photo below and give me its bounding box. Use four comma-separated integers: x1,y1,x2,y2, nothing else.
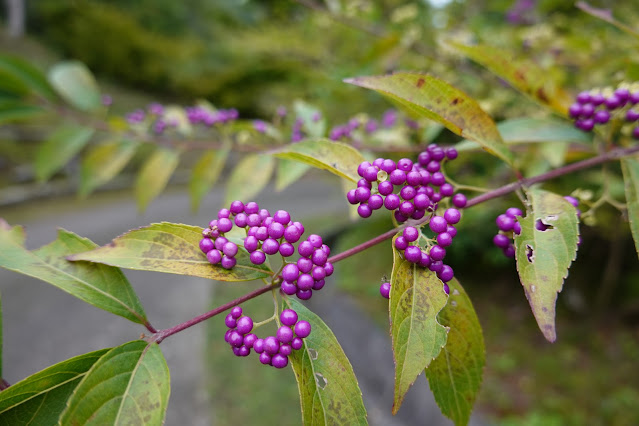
0,175,481,425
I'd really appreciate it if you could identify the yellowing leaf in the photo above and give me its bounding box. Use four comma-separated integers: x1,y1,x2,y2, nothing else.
80,139,138,197
621,157,639,259
225,154,275,206
189,148,229,212
135,147,180,212
35,125,95,182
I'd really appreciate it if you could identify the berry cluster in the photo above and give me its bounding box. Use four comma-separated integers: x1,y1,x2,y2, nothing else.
347,144,466,222
492,207,524,258
200,201,332,300
224,307,311,369
125,103,239,135
569,85,639,139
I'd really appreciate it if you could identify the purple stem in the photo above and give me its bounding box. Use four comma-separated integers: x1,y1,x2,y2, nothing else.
149,144,639,343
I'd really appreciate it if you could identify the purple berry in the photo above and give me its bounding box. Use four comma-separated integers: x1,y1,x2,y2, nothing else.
384,194,401,210
206,249,222,264
259,352,272,365
395,236,408,250
244,333,257,348
418,151,431,166
277,326,294,343
438,265,454,282
389,170,406,185
280,309,298,326
279,344,292,356
419,251,431,267
297,274,314,291
369,194,384,210
237,316,254,334
229,330,243,347
279,242,295,257
234,213,248,228
627,109,639,122
308,234,323,248
281,281,297,295
513,222,522,235
250,251,266,265
426,161,441,173
221,255,237,269
230,306,243,319
430,172,446,186
223,241,238,257
452,193,467,208
429,216,448,233
404,246,422,263
378,181,394,195
355,187,371,203
594,109,610,124
313,279,325,290
244,235,258,252
291,337,304,350
397,158,413,171
323,261,334,276
357,161,372,177
576,91,591,104
298,241,314,257
569,103,582,118
496,214,515,232
358,204,373,218
429,260,443,273
296,288,313,300
311,249,328,266
363,165,379,182
503,245,516,258
284,225,302,243
214,237,228,252
605,95,621,110
294,321,311,338
444,208,461,224
440,183,454,197
381,159,396,173
406,171,422,186
264,336,280,355
255,226,269,241
218,208,231,219
253,338,265,353
400,186,416,200
493,234,511,248
247,214,261,227
282,264,300,282
230,200,245,214
217,218,233,233
347,189,358,205
225,313,237,328
200,238,214,254
429,245,446,261
437,232,453,247
413,193,431,210
446,148,458,160
563,196,579,207
443,283,450,295
398,201,415,217
262,238,280,255
505,207,523,218
312,266,326,281
403,226,419,242
297,257,313,273
380,282,391,299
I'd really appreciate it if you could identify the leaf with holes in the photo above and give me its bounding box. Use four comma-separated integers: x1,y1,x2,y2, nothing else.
68,222,271,282
80,139,138,197
450,44,571,115
286,298,368,425
190,148,229,212
59,341,170,425
0,349,108,424
272,139,366,183
135,147,180,212
48,61,102,112
622,157,639,259
389,236,449,414
0,220,148,325
35,125,95,182
425,278,485,426
225,154,275,206
514,189,579,342
344,72,512,165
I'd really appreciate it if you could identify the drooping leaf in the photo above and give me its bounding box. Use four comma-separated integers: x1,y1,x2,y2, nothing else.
0,220,148,325
389,236,449,414
79,139,138,197
68,222,272,281
514,189,579,342
59,341,170,425
450,43,571,115
0,349,109,425
189,148,229,212
293,100,326,138
0,101,46,124
135,147,180,212
47,61,101,112
344,72,513,165
273,139,366,183
539,141,570,168
34,125,95,182
224,154,275,206
621,157,639,259
276,158,310,191
286,298,368,425
425,278,485,426
576,2,639,39
0,53,56,99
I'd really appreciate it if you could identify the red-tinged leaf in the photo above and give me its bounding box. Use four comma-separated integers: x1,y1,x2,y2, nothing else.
0,220,148,325
189,148,229,212
426,278,485,426
286,298,368,425
389,236,449,414
135,147,180,212
514,189,580,342
450,43,572,115
621,157,639,259
68,222,272,282
79,139,138,197
345,72,513,165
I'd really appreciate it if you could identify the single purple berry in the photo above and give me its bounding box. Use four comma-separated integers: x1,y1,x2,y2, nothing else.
284,225,302,243
347,189,358,205
308,234,323,248
218,208,231,219
297,257,313,273
418,151,431,166
380,282,391,299
419,251,431,267
505,207,523,218
384,194,401,210
627,109,639,122
564,196,579,207
413,193,431,210
247,213,261,227
394,211,408,223
389,169,406,185
358,179,372,189
440,184,454,197
503,245,516,258
381,159,396,173
404,246,422,263
395,236,409,250
225,313,237,328
369,194,384,210
291,337,304,350
250,250,266,265
253,338,265,353
446,225,457,238
513,222,522,235
296,288,313,300
230,200,245,214
313,279,325,290
280,309,298,326
279,344,292,356
430,172,446,186
397,158,413,171
452,193,467,208
429,260,443,273
279,242,295,257
294,321,312,338
297,274,314,291
324,261,334,276
255,226,269,241
400,186,416,200
282,264,300,282
244,333,257,348
230,306,243,319
259,352,272,365
446,148,458,160
206,249,222,264
633,126,639,139
244,235,259,252
496,214,515,232
311,249,328,266
217,218,233,233
429,216,448,233
403,226,419,242
378,181,394,196
426,161,441,173
223,241,238,257
437,232,453,247
398,201,415,217
444,208,461,224
363,166,379,182
312,266,326,281
221,255,237,269
200,238,214,254
258,209,270,221
298,241,314,257
229,330,244,347
493,234,511,248
429,245,446,261
264,336,280,355
569,103,582,118
605,95,621,110
576,91,591,104
443,283,450,294
438,265,454,282
357,161,372,177
358,204,372,218
281,281,297,295
214,237,228,252
406,171,422,186
594,109,610,124
277,326,294,343
237,316,254,334
234,213,248,228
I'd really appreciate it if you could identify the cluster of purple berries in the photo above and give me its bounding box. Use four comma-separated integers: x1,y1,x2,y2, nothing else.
329,110,400,141
224,307,311,369
347,144,466,223
492,207,524,258
200,201,332,300
570,86,639,139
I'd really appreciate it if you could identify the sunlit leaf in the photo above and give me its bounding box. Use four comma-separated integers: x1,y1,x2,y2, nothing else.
189,148,229,212
79,139,138,197
225,154,275,206
514,189,580,342
273,139,366,183
286,298,368,425
276,158,310,191
0,220,148,325
0,349,109,425
621,157,639,259
0,53,56,99
425,278,485,426
68,222,272,281
47,61,101,112
59,341,170,425
450,43,571,114
389,236,449,414
34,125,95,182
135,147,180,212
345,72,513,165
576,2,639,39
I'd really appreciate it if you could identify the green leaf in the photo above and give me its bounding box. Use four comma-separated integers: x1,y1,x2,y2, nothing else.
576,2,639,39
225,154,275,206
293,100,326,138
0,220,149,325
621,157,639,259
0,349,109,425
276,158,310,191
80,139,138,197
273,139,366,183
189,148,229,212
389,236,449,414
135,147,180,212
0,291,2,380
286,298,368,425
68,222,272,281
60,341,170,425
47,61,101,112
34,125,95,182
514,189,580,342
450,43,571,115
344,72,513,165
0,102,46,124
0,53,56,99
425,278,485,426
539,141,570,168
